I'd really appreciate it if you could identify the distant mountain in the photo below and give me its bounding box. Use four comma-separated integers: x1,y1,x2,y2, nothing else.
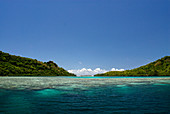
95,56,170,76
0,51,75,76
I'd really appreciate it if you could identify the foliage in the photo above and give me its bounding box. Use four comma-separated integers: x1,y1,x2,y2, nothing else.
0,51,75,76
95,56,170,76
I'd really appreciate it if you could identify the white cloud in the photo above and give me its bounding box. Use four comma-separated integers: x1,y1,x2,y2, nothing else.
111,68,124,71
68,68,124,76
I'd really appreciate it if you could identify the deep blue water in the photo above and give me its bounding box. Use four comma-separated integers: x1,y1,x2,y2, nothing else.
0,77,170,113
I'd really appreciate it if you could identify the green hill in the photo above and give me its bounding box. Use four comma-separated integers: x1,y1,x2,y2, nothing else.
0,51,75,76
95,56,170,76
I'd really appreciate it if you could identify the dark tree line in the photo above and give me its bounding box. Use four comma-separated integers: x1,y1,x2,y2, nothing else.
0,51,75,76
95,56,170,76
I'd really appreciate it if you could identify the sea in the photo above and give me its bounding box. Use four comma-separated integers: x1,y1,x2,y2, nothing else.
0,76,170,114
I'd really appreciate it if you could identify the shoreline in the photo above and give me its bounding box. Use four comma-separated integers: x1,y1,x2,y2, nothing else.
0,76,170,78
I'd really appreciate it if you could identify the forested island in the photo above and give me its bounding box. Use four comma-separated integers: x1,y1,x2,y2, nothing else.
0,51,75,76
1,50,170,77
95,56,170,76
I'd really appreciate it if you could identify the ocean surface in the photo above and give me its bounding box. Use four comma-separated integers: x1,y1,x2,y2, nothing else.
0,76,170,113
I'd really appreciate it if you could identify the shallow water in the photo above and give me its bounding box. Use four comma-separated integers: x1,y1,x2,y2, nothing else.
0,76,170,113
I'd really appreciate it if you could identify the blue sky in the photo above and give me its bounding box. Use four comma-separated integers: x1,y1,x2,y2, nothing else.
0,0,169,75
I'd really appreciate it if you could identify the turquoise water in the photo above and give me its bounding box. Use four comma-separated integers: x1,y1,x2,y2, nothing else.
0,77,170,113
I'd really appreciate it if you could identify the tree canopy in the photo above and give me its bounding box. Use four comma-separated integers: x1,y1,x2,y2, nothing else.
0,51,75,76
95,56,170,76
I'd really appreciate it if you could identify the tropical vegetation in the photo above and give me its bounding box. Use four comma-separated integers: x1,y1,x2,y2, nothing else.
0,51,75,76
95,56,170,76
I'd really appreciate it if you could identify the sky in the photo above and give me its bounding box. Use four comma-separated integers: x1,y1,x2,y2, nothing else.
0,0,170,75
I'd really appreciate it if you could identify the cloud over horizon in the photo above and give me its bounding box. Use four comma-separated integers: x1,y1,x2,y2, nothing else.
68,68,124,76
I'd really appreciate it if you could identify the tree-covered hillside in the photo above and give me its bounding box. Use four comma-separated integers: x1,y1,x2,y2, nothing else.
95,56,170,76
0,51,75,76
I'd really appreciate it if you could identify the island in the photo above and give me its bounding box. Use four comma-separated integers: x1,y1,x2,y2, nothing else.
95,56,170,76
0,51,75,76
